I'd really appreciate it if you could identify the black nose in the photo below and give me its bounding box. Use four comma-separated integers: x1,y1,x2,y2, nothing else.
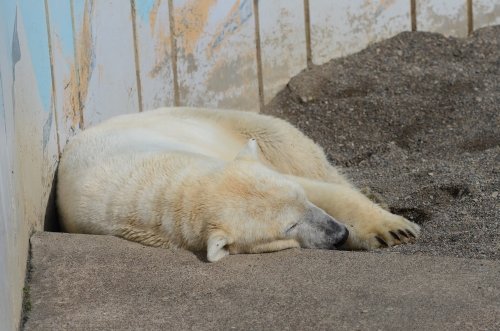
335,227,349,248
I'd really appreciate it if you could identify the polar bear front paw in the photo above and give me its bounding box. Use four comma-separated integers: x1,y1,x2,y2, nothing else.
344,215,421,250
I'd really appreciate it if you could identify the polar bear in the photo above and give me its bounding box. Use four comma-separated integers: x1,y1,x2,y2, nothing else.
57,107,420,261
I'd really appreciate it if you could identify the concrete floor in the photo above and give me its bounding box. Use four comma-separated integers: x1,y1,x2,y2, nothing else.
24,232,500,330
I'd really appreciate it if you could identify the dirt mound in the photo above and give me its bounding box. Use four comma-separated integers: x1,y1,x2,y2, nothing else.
264,26,500,260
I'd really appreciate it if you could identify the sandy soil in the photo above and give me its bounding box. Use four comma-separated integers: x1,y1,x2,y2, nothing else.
264,26,499,260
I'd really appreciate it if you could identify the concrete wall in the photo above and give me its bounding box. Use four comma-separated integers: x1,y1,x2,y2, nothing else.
0,0,499,329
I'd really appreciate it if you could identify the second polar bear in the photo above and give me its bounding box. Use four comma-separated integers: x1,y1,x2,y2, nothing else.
57,107,420,261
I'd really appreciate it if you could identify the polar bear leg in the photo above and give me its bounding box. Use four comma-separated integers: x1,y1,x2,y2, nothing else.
287,175,420,250
252,137,351,186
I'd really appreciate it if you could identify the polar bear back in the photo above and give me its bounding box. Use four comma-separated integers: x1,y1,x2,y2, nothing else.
63,108,246,171
57,108,247,235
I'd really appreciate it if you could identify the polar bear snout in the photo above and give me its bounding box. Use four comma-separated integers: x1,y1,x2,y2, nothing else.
334,226,349,248
296,203,349,250
322,217,349,249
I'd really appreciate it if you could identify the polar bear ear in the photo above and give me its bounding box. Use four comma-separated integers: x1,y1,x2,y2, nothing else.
207,232,231,262
235,138,259,162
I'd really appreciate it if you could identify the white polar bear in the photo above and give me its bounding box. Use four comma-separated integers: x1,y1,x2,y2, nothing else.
57,107,420,262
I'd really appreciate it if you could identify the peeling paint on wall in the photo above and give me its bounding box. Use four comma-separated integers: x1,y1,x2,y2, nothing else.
18,1,53,112
310,0,373,65
259,0,307,104
134,0,175,110
475,0,500,29
147,0,160,33
310,0,410,66
372,0,410,42
46,0,81,147
174,0,259,110
174,0,218,56
417,0,467,37
208,0,253,55
135,0,156,21
72,0,139,126
74,0,95,124
64,63,82,129
42,110,53,150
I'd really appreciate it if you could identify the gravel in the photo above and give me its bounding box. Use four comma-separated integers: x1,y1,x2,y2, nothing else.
264,26,500,260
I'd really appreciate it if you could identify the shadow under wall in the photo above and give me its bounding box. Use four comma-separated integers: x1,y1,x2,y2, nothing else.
44,166,62,232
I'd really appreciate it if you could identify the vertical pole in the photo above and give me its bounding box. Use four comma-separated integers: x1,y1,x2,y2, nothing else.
130,0,143,112
410,0,417,32
168,0,180,106
44,0,61,156
304,0,313,68
70,0,85,129
467,0,474,36
253,0,265,111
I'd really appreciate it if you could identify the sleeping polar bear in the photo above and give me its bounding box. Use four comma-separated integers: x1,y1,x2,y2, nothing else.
57,107,420,262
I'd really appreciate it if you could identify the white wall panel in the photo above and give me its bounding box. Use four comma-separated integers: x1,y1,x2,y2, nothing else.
371,0,411,43
173,0,259,110
259,0,307,104
0,1,59,328
474,0,500,30
417,0,468,37
310,0,411,66
47,0,81,147
15,0,59,232
72,0,139,127
0,1,17,328
0,64,15,331
134,0,175,111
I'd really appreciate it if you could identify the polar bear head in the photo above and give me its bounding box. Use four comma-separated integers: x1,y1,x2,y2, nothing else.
204,139,349,262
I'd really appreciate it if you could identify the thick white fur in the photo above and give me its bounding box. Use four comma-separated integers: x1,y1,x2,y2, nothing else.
57,107,420,261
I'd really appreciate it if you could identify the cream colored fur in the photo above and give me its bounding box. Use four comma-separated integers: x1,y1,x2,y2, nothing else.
57,107,420,261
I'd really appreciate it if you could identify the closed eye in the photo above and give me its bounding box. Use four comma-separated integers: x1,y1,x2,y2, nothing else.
285,223,299,233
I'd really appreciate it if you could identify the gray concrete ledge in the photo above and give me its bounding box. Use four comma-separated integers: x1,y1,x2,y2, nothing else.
25,232,500,330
